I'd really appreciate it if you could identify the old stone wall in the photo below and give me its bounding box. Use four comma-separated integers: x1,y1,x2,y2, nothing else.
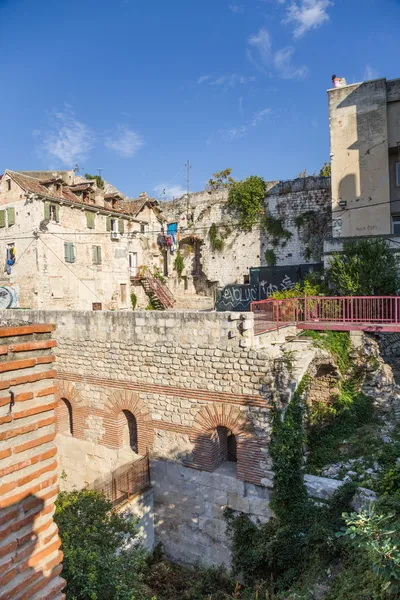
159,177,330,291
0,322,65,599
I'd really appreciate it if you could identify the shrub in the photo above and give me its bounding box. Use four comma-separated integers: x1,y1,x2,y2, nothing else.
227,176,265,232
130,292,137,310
54,489,148,600
327,239,399,296
174,250,185,279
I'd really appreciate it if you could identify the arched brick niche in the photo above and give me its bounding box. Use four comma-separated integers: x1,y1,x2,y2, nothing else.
55,380,86,439
191,403,262,484
102,390,154,454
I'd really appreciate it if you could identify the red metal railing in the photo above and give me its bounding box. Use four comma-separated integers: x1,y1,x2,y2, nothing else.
250,296,400,335
92,454,150,507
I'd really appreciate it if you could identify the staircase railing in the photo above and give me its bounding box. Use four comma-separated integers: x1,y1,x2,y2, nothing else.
141,272,174,309
92,454,150,507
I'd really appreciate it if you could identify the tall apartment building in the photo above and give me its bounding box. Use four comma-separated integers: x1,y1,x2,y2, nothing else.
329,76,400,238
0,170,162,309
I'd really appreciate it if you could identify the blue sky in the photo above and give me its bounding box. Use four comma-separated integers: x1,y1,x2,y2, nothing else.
1,0,399,199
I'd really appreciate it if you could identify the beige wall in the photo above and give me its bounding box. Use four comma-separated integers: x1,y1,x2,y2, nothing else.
329,79,391,237
0,175,161,309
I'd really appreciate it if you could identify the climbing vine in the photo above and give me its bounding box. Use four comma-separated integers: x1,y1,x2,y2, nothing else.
209,223,232,252
264,249,277,266
227,175,265,232
294,210,330,262
262,215,292,247
174,250,185,279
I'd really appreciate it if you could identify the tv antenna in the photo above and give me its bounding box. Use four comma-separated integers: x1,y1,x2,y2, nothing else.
97,168,103,178
185,160,191,220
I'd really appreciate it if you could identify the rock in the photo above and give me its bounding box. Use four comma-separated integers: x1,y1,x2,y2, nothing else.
305,474,377,509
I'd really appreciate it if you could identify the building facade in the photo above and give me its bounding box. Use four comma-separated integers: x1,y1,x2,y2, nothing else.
0,170,162,310
329,76,400,238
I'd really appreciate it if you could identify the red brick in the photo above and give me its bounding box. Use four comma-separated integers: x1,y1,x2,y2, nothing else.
14,401,57,420
0,559,12,576
0,448,11,460
0,358,36,373
13,432,56,454
0,567,17,586
0,346,8,355
0,325,55,338
0,540,17,559
36,385,57,398
9,340,57,353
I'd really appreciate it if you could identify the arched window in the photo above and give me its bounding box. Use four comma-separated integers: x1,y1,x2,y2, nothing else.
56,398,73,436
121,410,138,453
213,426,237,468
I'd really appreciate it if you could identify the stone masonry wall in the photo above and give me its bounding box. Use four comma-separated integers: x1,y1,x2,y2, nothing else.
159,176,331,290
0,322,65,600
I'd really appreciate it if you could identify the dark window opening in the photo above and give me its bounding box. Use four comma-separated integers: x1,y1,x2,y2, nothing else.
243,275,250,284
7,179,11,191
122,410,138,452
61,398,73,436
214,426,237,467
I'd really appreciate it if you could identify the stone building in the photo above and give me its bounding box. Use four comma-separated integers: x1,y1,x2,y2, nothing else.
329,75,400,238
158,176,331,295
0,170,163,310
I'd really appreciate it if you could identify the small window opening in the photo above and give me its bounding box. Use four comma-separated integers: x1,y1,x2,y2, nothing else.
243,275,250,284
140,223,146,233
120,283,127,303
7,179,11,191
59,398,73,436
122,410,138,452
49,204,57,221
215,426,237,466
393,216,400,235
396,163,400,187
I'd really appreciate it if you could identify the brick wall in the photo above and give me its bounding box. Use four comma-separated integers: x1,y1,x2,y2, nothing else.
0,323,65,600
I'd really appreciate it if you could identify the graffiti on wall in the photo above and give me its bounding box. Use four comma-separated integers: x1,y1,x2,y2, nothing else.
0,286,20,309
216,264,322,311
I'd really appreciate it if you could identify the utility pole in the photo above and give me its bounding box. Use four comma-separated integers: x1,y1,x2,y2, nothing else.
185,160,191,222
97,168,103,178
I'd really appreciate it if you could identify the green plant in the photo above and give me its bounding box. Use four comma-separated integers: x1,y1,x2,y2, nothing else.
207,168,236,192
264,249,277,266
327,239,400,296
130,292,137,310
262,215,292,246
227,175,265,232
153,267,166,284
319,161,331,177
337,507,400,596
85,172,105,189
174,250,185,279
209,223,231,252
54,489,148,600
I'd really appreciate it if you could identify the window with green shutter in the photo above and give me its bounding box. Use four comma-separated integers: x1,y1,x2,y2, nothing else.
44,202,50,220
106,216,111,232
64,242,75,263
118,219,125,234
0,210,6,228
92,245,102,265
86,211,95,229
6,208,15,227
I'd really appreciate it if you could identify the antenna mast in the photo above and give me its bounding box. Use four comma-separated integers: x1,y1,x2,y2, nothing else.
185,160,191,221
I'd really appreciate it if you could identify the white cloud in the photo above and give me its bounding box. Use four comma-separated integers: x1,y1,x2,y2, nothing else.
38,105,94,166
364,65,379,81
247,27,307,79
229,4,244,13
197,75,211,84
219,126,248,141
274,47,308,79
104,125,143,158
154,184,186,199
284,0,332,39
251,107,271,127
198,74,256,87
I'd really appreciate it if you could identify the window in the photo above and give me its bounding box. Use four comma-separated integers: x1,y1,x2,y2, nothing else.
397,163,400,186
6,179,11,191
92,245,102,265
393,216,400,235
64,242,75,263
140,223,146,234
44,202,60,223
120,283,127,303
86,211,95,229
129,252,138,275
121,410,138,452
57,398,73,436
243,275,250,285
118,219,125,234
0,210,5,228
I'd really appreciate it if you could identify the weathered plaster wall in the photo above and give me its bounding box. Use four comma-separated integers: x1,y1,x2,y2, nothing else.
0,322,65,599
329,79,391,237
159,177,330,290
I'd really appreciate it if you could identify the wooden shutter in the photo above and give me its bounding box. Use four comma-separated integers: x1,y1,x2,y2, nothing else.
64,242,69,262
92,245,97,264
106,216,111,232
44,202,50,220
118,219,124,234
6,207,15,226
86,212,95,229
0,210,6,228
64,243,75,263
70,244,75,263
97,246,102,264
55,205,60,223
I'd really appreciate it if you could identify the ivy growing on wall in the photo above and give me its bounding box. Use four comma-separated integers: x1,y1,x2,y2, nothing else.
209,223,232,252
262,215,292,247
294,210,330,262
227,175,266,232
174,250,185,279
264,249,277,266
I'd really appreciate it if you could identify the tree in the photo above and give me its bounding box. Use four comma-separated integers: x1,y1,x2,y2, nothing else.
206,168,235,192
319,161,331,177
85,173,105,189
327,239,399,296
54,489,148,600
227,175,265,232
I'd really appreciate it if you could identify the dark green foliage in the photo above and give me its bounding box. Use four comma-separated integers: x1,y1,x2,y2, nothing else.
54,489,148,600
206,168,235,192
130,292,137,310
85,173,105,189
327,239,400,296
303,330,351,373
262,215,292,246
174,250,184,279
264,249,276,266
209,223,231,252
227,176,265,232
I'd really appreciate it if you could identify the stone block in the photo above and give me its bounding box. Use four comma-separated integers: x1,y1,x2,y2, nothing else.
227,492,250,512
198,516,228,540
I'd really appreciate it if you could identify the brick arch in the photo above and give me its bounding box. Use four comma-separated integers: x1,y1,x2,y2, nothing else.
102,389,154,454
191,403,259,483
55,380,85,438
